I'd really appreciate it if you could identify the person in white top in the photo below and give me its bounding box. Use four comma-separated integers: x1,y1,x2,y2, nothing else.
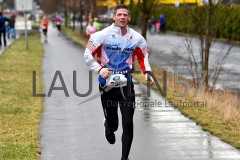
85,18,98,38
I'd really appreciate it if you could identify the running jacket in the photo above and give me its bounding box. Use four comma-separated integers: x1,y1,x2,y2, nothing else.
84,24,152,84
41,19,49,30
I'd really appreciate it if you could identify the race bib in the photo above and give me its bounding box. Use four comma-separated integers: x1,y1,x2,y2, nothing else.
105,74,127,88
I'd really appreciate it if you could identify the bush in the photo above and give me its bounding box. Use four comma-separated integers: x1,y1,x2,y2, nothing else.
149,4,240,41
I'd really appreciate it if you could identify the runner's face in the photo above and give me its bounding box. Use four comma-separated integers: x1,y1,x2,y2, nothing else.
113,9,131,28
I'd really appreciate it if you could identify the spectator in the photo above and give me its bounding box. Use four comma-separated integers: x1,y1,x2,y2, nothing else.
155,22,160,34
0,12,9,47
148,16,156,34
8,14,16,39
159,14,166,33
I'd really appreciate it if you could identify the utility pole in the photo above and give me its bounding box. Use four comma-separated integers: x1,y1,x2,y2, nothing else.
15,0,33,49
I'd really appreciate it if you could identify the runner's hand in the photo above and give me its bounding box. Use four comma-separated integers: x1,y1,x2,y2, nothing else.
99,68,112,79
145,73,155,86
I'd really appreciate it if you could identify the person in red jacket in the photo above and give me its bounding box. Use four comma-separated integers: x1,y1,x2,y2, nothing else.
41,16,49,42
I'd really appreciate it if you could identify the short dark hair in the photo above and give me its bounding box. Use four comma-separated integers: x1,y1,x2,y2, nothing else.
113,4,130,15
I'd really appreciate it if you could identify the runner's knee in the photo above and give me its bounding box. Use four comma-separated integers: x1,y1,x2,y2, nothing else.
122,119,133,134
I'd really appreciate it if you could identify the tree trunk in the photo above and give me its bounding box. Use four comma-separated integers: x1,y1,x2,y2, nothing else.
79,0,84,34
72,13,76,31
120,0,125,4
204,1,213,91
141,15,148,39
204,43,209,91
86,0,90,20
72,0,78,31
64,0,68,27
139,0,151,40
90,0,97,18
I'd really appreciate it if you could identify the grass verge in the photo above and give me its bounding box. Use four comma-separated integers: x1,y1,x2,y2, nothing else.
62,26,88,46
0,34,44,159
62,26,240,149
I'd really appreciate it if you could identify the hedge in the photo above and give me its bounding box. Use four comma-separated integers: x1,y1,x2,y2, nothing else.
132,4,240,42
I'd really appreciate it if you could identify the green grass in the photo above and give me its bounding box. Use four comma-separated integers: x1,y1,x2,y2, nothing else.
0,34,44,159
62,26,88,46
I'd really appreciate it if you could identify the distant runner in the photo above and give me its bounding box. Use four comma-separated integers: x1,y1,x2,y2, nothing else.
41,16,49,43
55,16,62,36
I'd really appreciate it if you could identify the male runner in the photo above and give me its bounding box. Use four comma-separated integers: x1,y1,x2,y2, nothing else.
84,4,155,160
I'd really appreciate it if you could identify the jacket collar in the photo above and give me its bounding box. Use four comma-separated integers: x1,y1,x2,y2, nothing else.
111,23,130,36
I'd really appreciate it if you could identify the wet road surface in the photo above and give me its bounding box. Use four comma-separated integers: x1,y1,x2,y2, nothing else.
40,25,240,160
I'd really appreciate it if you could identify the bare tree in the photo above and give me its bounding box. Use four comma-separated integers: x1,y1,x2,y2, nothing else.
61,0,80,28
178,0,233,91
91,0,97,18
41,0,59,14
79,0,85,34
67,0,78,31
85,0,97,19
120,0,125,4
64,0,69,27
137,0,159,39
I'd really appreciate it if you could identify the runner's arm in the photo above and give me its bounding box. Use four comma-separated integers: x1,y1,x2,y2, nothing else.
83,33,103,73
134,36,155,86
134,36,152,74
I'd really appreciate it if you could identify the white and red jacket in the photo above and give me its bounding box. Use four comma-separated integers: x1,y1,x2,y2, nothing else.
84,24,152,83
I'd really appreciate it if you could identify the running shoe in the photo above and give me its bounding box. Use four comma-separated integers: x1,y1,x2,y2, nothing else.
104,119,115,144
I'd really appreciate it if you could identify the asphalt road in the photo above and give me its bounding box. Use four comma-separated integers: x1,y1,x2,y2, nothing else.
39,24,240,160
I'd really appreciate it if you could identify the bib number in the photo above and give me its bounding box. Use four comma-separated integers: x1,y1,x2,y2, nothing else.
105,74,127,88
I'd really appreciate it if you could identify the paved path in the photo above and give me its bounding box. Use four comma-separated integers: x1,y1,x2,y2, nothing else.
40,24,240,160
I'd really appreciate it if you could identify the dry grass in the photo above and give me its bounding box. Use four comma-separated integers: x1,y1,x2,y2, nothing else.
196,89,240,122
